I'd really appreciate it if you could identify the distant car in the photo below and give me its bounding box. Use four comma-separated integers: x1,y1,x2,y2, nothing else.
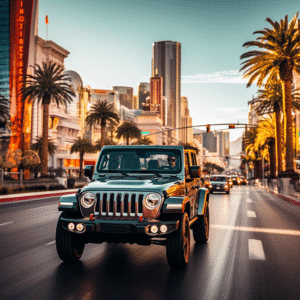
240,176,248,185
231,175,240,185
227,176,233,188
209,175,230,194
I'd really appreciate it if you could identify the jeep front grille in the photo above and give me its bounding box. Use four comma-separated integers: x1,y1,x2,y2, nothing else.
96,192,144,217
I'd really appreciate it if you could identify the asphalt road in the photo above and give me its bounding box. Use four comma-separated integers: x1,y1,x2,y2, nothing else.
0,186,300,300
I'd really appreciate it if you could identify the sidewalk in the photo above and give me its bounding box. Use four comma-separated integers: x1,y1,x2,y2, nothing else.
0,189,78,203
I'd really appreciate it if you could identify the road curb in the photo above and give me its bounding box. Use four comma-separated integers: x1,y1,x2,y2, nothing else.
0,190,77,203
262,187,300,207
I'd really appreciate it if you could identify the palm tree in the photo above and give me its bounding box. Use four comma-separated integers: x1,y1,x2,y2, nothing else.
243,128,259,178
115,121,141,145
31,137,57,158
240,13,300,174
70,137,94,179
20,61,75,176
133,137,153,145
0,93,9,122
85,100,120,150
251,80,300,173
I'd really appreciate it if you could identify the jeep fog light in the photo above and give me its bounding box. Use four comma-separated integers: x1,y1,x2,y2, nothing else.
68,223,75,230
150,225,158,233
160,225,167,233
145,193,161,209
81,192,95,208
76,223,84,232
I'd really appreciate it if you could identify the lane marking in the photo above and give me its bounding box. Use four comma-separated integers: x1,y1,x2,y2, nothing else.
247,210,256,218
248,239,266,260
46,241,55,245
247,198,253,203
211,224,300,236
0,221,13,226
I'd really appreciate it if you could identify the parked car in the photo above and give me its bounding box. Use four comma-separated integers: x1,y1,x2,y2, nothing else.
56,145,209,269
209,175,230,194
231,175,240,185
240,176,248,185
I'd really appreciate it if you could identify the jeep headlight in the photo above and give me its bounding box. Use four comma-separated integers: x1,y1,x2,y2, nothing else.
145,193,162,209
81,192,95,208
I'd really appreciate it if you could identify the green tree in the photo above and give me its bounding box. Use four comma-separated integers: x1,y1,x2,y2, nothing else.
31,137,58,158
85,100,120,150
243,128,259,178
251,80,300,173
116,121,141,145
240,13,300,174
21,61,75,176
133,137,153,145
94,138,117,152
70,137,94,179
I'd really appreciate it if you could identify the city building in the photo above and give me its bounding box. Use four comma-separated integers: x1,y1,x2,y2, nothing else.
247,97,259,127
180,97,193,144
113,86,134,109
152,41,181,139
137,82,150,109
150,73,163,118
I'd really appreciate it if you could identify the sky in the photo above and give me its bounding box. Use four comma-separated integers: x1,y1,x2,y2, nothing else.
37,0,300,141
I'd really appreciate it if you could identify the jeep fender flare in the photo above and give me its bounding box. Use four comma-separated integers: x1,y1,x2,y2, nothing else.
58,194,79,212
196,188,209,215
162,196,189,214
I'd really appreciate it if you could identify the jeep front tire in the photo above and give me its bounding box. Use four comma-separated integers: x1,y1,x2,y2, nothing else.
193,206,209,243
166,212,190,269
56,212,85,262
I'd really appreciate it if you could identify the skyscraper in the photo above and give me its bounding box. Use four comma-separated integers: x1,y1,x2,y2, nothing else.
152,41,181,137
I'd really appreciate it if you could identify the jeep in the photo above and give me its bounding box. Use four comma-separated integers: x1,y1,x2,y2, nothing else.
56,145,209,268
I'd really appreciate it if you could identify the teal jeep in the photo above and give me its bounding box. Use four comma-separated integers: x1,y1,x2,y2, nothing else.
56,145,209,268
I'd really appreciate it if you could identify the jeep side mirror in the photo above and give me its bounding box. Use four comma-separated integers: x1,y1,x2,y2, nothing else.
189,166,201,178
84,165,95,180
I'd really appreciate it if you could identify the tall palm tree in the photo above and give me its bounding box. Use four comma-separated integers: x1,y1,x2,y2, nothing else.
251,80,300,173
20,61,75,176
0,93,9,123
115,121,141,145
31,137,57,158
240,13,300,174
85,100,120,149
243,128,259,178
70,137,94,179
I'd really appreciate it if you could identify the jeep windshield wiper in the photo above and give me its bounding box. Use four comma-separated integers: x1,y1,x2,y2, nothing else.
106,170,129,176
136,170,162,177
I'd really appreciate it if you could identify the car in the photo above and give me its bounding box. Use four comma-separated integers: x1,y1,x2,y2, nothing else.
227,176,233,188
231,175,240,185
55,145,210,269
239,176,248,185
209,175,230,194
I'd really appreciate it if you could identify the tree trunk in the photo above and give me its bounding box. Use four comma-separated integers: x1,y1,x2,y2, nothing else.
100,125,106,149
274,103,283,174
282,79,294,173
268,138,276,178
79,151,83,179
41,102,49,176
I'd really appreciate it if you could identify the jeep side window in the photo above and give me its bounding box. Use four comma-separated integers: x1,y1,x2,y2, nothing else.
185,153,190,177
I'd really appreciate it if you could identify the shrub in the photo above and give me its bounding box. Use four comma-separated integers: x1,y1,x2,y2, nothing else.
13,187,25,193
48,184,66,191
25,185,48,191
0,187,9,195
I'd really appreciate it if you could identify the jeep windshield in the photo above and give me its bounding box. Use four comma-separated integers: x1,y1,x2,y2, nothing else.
97,148,182,174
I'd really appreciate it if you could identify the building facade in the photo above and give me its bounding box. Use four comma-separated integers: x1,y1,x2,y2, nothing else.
180,96,193,144
152,41,181,138
137,82,150,109
112,86,133,109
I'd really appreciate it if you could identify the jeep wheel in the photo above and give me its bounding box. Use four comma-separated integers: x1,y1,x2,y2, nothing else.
166,212,190,269
56,212,85,262
193,206,209,243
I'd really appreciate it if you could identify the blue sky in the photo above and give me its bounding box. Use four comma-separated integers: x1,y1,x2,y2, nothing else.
38,0,300,141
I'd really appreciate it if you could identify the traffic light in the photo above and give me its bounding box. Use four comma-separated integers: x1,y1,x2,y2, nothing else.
206,124,210,133
229,124,235,129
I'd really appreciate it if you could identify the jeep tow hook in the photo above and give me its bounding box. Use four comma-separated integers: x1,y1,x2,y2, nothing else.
90,213,94,221
139,215,144,223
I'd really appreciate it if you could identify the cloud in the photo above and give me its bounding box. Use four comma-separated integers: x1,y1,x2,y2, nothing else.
182,70,247,84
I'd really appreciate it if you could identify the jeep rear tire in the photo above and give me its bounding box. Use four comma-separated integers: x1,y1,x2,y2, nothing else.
56,212,85,262
166,212,190,269
193,206,209,243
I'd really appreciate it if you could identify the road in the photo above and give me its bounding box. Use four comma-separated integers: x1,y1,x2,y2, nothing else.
0,186,300,300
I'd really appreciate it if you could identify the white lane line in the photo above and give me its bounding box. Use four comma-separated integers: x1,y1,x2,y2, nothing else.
0,221,13,226
248,239,266,260
247,210,256,218
211,224,300,236
247,198,253,203
46,241,55,245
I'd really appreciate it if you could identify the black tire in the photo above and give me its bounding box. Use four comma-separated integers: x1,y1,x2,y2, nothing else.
56,212,85,262
226,190,230,194
166,212,190,269
193,206,209,243
210,191,213,194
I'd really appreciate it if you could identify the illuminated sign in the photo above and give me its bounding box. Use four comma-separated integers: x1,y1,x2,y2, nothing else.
141,131,149,134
